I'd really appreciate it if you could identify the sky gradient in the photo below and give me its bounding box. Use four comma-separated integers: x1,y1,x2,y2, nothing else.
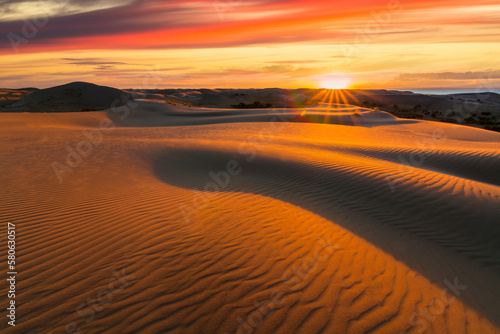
1,0,499,89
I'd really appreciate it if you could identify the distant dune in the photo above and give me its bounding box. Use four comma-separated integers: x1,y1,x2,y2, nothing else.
2,82,500,132
1,96,499,333
106,99,408,128
140,88,500,132
4,82,132,112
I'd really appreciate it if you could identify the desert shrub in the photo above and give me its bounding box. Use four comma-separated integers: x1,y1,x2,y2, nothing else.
484,125,500,131
442,117,458,124
231,101,272,109
165,99,194,107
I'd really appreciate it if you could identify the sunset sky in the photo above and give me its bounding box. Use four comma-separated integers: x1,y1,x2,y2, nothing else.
1,0,499,89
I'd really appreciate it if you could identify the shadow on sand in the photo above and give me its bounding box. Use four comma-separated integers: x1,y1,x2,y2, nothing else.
152,144,500,328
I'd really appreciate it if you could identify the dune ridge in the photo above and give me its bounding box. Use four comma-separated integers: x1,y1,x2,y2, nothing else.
1,101,499,333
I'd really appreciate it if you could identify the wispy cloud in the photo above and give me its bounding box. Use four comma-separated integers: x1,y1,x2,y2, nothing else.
397,70,500,81
62,58,129,66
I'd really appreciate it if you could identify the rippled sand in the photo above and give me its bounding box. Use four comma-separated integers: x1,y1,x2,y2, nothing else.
1,101,499,333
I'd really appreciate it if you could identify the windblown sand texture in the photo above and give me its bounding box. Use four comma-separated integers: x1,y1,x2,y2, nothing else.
1,99,499,333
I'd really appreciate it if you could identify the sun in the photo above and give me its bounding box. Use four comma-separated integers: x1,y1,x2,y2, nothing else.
317,74,352,89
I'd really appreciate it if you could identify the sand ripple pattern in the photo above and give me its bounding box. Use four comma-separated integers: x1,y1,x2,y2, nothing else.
1,110,499,333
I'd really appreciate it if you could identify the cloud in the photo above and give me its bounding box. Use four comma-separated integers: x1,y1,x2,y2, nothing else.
265,60,324,64
0,0,499,53
62,58,129,66
197,64,329,80
0,0,133,21
397,70,500,81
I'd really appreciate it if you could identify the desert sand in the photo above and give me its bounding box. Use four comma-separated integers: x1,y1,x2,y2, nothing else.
1,95,500,333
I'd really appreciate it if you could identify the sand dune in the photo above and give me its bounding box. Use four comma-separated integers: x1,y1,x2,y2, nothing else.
106,99,412,128
1,101,499,333
4,82,131,112
134,88,500,133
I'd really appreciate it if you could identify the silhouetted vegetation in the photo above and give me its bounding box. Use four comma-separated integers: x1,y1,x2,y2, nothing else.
231,101,273,109
81,108,104,111
165,99,194,107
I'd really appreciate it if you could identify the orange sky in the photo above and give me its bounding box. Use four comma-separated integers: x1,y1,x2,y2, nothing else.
0,0,499,89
